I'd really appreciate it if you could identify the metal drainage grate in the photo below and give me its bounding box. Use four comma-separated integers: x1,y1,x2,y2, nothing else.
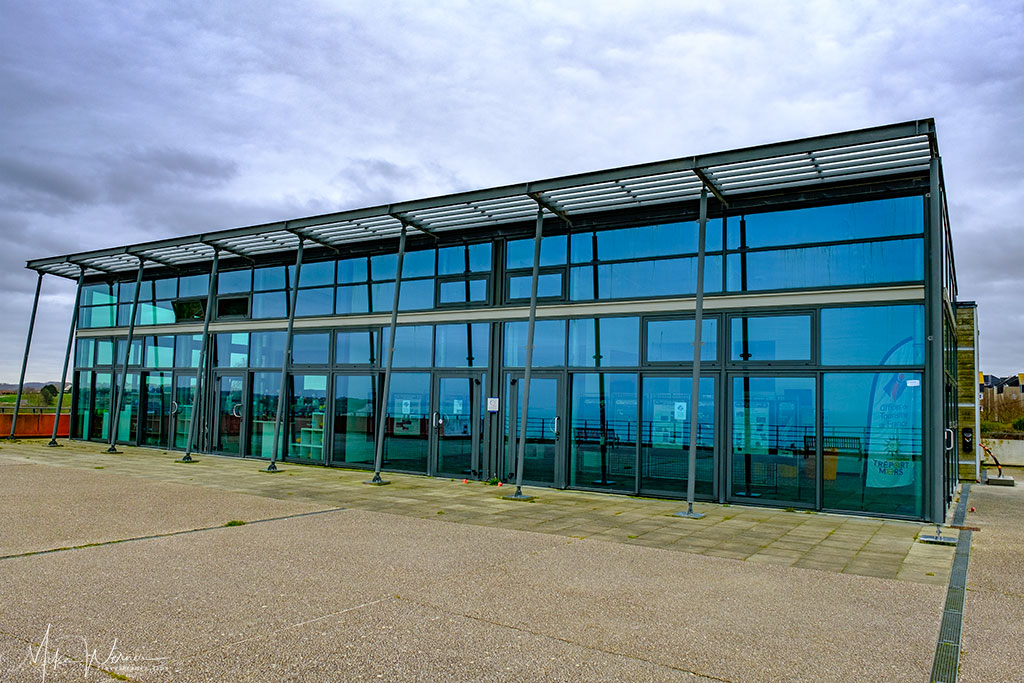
930,529,972,683
952,484,971,527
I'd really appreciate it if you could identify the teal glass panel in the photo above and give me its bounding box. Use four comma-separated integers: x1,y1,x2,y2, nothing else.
336,284,369,314
503,320,565,367
332,374,377,467
641,376,715,497
115,338,143,365
80,305,116,328
173,375,196,449
254,266,287,291
821,305,925,366
435,323,488,367
293,333,329,365
174,334,202,368
647,318,718,363
336,330,377,365
250,331,286,368
295,286,333,317
508,273,561,299
91,372,112,440
215,333,248,367
74,370,92,439
114,372,140,443
75,339,95,367
731,316,811,362
568,317,639,367
118,280,153,303
730,376,815,504
137,300,176,325
728,196,924,249
249,371,282,458
438,243,490,274
337,257,368,284
218,269,252,294
144,336,174,368
506,234,566,268
569,373,638,493
95,340,114,365
252,291,287,319
568,256,723,300
383,372,430,473
82,283,115,306
178,274,209,298
288,374,327,462
382,326,433,367
725,238,924,291
822,372,922,516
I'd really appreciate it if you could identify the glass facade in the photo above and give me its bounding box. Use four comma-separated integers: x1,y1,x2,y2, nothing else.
67,190,946,521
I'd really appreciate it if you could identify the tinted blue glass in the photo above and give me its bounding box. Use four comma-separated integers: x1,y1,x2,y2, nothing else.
118,280,153,303
250,331,286,368
726,238,924,291
570,232,592,263
336,284,369,314
402,249,436,278
295,287,333,317
144,336,174,368
218,269,252,294
568,317,639,366
82,283,115,306
178,274,209,298
76,338,95,367
504,320,565,367
728,196,925,249
439,278,487,303
292,333,329,365
821,305,925,366
215,333,248,367
438,243,490,274
370,282,394,313
731,316,811,361
509,273,562,299
115,338,142,365
254,266,287,291
291,261,335,288
593,222,703,261
383,326,433,367
95,339,114,365
370,253,397,281
822,372,922,516
337,258,368,284
641,376,715,497
506,234,567,268
647,318,718,362
137,301,175,325
569,373,638,492
435,323,489,367
80,305,116,328
336,330,377,364
252,291,287,319
398,279,434,311
174,334,202,368
153,277,177,299
569,256,722,300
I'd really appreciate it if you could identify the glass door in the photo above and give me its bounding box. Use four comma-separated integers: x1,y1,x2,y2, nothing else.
214,372,246,456
382,372,431,474
288,374,328,463
141,372,171,447
433,374,482,478
729,375,816,506
331,373,378,468
568,373,638,494
504,372,563,487
171,373,197,450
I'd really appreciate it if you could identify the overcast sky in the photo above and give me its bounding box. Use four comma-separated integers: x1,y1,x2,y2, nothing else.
1,0,1021,382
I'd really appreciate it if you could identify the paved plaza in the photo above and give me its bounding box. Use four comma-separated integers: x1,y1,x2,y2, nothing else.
0,439,1018,681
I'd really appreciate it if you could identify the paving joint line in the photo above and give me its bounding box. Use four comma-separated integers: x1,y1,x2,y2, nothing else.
0,507,347,561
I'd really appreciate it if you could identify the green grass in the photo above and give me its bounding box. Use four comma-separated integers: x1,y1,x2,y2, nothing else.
224,520,246,527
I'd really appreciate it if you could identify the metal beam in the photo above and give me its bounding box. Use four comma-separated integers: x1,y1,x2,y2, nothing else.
391,211,437,239
202,240,253,263
266,242,304,473
367,224,408,485
692,168,728,206
527,192,572,226
48,268,85,446
106,259,144,453
180,251,220,463
289,227,339,253
10,272,44,439
129,250,179,270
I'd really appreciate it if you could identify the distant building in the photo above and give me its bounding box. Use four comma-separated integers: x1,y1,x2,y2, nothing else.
982,374,1024,424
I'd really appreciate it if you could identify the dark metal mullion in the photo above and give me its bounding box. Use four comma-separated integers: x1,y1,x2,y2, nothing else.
107,261,144,453
49,270,86,445
181,252,219,462
10,272,43,439
266,241,305,472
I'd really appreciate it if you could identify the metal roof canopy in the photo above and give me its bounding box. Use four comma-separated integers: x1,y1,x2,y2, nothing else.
27,119,939,280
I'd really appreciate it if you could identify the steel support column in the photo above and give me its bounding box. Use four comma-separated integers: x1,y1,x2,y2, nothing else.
107,259,144,453
265,241,304,473
507,207,545,501
676,187,708,518
180,251,220,462
10,272,43,439
48,269,85,446
927,157,945,523
367,225,408,485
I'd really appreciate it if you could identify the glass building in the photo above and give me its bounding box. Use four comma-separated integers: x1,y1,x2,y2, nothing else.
22,119,965,522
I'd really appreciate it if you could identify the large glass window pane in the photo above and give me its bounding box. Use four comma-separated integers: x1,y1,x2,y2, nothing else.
153,277,177,299
370,253,397,281
821,305,925,366
118,280,153,303
647,318,718,363
641,376,715,497
728,196,925,249
252,291,287,319
731,316,811,362
336,330,377,365
293,260,335,287
173,375,196,449
249,371,282,458
171,299,206,322
144,336,174,368
215,333,248,368
438,243,490,274
383,326,433,367
822,372,922,516
726,238,925,291
76,339,95,367
509,273,561,299
91,372,112,440
295,286,333,317
568,317,639,367
254,266,287,291
178,274,209,298
336,284,370,314
81,305,116,328
370,282,395,313
435,323,489,367
337,257,368,284
250,331,286,368
398,279,434,311
504,320,565,367
74,370,92,439
569,373,638,493
82,283,115,306
137,300,176,325
288,374,327,462
332,374,377,467
730,376,815,504
506,234,566,268
504,375,559,485
114,372,140,443
383,372,430,473
218,269,252,294
95,340,114,366
293,333,329,365
174,334,203,368
439,278,487,304
115,338,143,366
141,372,171,447
569,256,723,300
402,249,436,278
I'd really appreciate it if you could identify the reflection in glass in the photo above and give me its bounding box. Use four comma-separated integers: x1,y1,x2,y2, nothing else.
173,375,196,449
336,330,377,365
218,269,252,294
174,335,202,368
822,372,922,516
144,336,174,368
439,278,487,304
178,274,209,298
217,374,244,455
647,319,718,363
641,377,715,497
92,372,112,440
295,287,333,317
337,257,368,284
250,331,286,368
568,317,639,367
569,373,637,492
504,375,558,485
332,374,377,467
730,316,811,362
438,243,490,274
336,284,369,314
506,235,566,268
730,376,815,504
142,372,171,446
569,256,723,300
216,333,249,368
508,273,562,299
74,371,92,439
114,372,140,443
249,372,281,458
288,375,327,462
821,305,925,366
252,291,287,319
96,340,114,366
504,320,565,367
382,372,430,473
435,323,488,367
293,333,329,365
436,376,478,476
254,266,287,291
382,326,432,367
76,339,95,367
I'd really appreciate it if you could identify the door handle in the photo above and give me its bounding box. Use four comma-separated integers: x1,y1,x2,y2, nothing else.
944,428,954,451
232,404,243,418
170,401,179,415
552,416,560,439
433,411,442,429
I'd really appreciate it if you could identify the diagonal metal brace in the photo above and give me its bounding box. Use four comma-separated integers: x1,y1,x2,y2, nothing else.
390,211,437,239
692,167,728,207
527,191,572,226
288,225,340,253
